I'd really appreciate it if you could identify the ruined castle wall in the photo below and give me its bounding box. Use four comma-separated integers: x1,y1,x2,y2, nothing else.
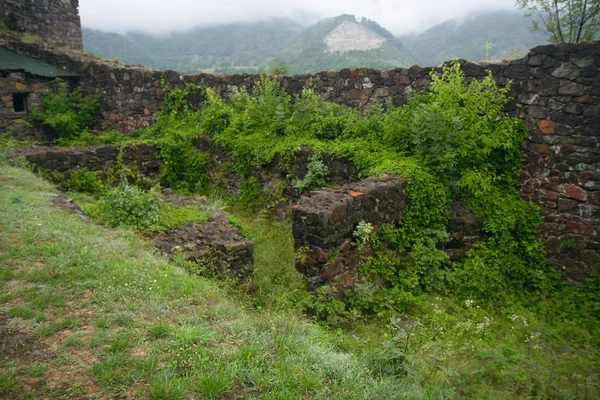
2,38,598,283
2,0,83,50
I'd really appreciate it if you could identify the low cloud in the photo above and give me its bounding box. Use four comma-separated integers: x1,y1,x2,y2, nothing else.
79,0,517,36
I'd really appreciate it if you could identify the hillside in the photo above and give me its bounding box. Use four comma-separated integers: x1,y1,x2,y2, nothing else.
400,10,548,65
82,10,553,73
82,15,415,74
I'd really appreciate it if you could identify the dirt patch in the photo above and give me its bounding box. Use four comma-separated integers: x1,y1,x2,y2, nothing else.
51,194,88,218
0,314,54,362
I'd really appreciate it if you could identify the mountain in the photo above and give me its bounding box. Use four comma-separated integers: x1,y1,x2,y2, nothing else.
82,11,550,74
82,15,415,74
399,10,548,66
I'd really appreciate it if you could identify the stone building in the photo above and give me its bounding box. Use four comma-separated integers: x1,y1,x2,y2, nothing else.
1,0,83,50
0,47,78,138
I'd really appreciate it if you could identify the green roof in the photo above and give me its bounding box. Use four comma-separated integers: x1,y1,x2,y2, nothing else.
0,47,79,78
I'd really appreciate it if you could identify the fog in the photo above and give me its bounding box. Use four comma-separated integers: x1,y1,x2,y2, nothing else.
79,0,518,36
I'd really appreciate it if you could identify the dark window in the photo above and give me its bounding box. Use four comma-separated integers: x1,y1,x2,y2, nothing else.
12,93,28,113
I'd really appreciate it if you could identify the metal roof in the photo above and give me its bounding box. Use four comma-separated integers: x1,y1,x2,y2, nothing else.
0,47,79,78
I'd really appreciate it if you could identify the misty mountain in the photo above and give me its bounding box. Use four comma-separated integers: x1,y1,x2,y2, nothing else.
400,10,548,65
83,15,415,74
82,10,549,74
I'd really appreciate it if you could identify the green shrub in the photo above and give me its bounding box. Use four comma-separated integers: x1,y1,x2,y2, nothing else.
91,178,208,233
93,182,164,232
29,79,99,140
293,155,330,193
63,168,105,196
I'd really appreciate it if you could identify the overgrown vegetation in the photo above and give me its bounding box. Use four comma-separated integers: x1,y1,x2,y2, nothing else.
1,60,598,398
89,179,208,233
29,79,99,143
141,62,555,315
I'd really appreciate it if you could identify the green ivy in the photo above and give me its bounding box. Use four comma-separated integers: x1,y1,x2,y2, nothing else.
29,79,99,141
140,63,553,316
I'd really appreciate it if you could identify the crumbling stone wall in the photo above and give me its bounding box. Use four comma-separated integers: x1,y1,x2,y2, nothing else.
0,71,49,139
1,37,598,282
291,177,484,289
155,215,254,278
292,176,407,289
515,43,600,284
11,143,160,175
2,0,83,50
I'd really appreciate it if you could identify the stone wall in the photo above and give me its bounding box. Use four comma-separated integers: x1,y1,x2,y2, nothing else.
1,37,598,283
0,71,49,139
292,176,407,289
11,143,160,175
2,0,83,50
291,177,484,289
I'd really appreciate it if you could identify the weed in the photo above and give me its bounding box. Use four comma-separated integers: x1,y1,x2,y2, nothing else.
108,335,133,353
28,364,48,378
148,322,171,339
9,305,35,318
148,374,186,400
293,155,330,193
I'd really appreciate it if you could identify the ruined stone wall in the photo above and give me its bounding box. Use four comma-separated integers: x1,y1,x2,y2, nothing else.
0,72,49,139
1,38,598,283
12,143,160,175
291,177,484,289
1,0,83,50
292,176,408,289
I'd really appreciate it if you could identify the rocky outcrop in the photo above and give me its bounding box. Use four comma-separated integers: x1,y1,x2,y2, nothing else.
325,20,385,53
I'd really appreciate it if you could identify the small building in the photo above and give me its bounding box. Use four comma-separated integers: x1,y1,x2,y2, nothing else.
0,47,79,139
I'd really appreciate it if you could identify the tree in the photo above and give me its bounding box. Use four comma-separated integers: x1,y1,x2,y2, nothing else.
516,0,600,43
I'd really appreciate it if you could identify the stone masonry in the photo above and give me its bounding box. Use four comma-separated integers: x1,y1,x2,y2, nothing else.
292,176,407,289
2,0,83,50
0,34,598,283
291,177,484,289
0,71,48,139
11,143,160,175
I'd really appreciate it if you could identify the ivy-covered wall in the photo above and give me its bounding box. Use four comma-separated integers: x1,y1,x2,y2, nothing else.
1,37,598,283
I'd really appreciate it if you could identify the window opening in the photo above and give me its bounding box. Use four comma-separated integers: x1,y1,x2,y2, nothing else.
13,93,28,113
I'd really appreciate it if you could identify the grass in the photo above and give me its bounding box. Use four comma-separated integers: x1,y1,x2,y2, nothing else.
0,158,598,399
0,161,412,398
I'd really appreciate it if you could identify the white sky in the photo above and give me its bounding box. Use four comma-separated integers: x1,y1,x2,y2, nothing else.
79,0,518,36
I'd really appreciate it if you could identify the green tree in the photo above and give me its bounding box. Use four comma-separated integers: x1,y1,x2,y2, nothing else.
516,0,600,43
269,58,291,75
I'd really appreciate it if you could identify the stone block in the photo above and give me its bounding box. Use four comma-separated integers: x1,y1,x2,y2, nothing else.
563,184,588,201
538,120,556,134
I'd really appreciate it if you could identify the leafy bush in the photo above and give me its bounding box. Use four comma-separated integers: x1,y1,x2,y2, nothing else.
30,79,99,140
63,168,105,196
293,155,330,193
91,177,208,233
93,182,164,232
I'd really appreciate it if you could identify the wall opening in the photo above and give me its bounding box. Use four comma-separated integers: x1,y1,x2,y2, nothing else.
12,93,28,113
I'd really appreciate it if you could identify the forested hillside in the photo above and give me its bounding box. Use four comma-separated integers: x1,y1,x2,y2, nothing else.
401,10,548,65
82,10,550,73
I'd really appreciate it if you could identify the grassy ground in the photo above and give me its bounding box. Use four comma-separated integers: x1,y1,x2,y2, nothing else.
0,162,415,399
1,161,599,399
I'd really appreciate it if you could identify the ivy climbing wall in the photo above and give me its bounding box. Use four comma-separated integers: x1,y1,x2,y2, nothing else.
1,37,598,283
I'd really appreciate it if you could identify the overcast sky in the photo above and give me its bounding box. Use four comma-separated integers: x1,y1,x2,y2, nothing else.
79,0,518,36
